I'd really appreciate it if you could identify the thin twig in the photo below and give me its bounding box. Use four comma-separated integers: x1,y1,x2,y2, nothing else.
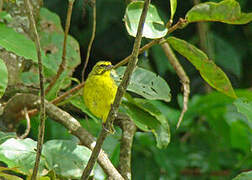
81,0,96,82
0,93,123,179
19,107,31,139
81,0,151,179
45,0,75,94
160,40,190,128
24,0,46,179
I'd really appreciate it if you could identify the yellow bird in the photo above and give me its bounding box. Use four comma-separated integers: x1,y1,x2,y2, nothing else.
83,61,118,123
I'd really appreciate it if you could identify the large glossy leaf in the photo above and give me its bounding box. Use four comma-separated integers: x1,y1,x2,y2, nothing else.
0,24,37,61
124,1,168,39
234,98,252,122
122,99,170,148
133,98,170,148
0,24,55,74
43,140,92,179
0,138,47,176
166,36,237,98
0,58,8,98
186,0,252,24
114,67,171,102
0,132,16,145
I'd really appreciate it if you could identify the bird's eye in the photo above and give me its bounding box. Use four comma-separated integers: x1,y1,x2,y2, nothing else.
99,64,107,68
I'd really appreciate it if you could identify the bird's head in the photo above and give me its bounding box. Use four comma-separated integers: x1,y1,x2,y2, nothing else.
90,61,114,76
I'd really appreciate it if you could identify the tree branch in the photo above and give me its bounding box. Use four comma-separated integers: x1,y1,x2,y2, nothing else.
81,0,151,179
23,0,46,179
117,114,137,180
160,40,190,128
0,93,123,179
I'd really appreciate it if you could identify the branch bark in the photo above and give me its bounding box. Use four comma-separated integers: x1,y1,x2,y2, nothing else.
117,114,137,180
0,93,123,179
81,0,151,179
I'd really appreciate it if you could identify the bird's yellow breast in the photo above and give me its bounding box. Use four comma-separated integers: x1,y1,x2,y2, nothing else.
83,72,117,122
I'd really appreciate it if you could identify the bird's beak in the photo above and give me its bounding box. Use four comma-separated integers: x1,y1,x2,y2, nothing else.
105,65,114,71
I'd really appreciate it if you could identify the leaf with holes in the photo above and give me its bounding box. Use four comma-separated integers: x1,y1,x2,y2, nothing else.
114,67,171,102
124,1,168,39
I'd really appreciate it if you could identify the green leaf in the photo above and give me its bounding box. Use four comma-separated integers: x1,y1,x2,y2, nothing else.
115,67,171,102
170,0,177,21
43,140,92,179
0,132,16,145
0,24,38,61
233,171,252,180
122,99,170,148
186,0,252,24
234,98,252,122
0,138,47,176
0,24,53,73
166,36,237,98
124,1,168,39
0,58,8,98
133,98,170,148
